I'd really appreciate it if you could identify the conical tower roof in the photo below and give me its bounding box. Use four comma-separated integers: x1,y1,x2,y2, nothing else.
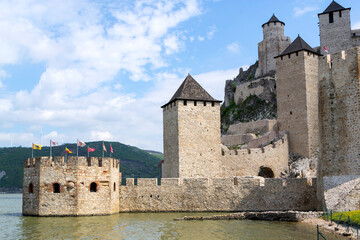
319,1,350,15
161,74,221,108
276,35,321,58
262,14,285,27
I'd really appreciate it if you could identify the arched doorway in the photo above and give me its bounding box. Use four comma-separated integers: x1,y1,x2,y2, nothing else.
258,166,275,178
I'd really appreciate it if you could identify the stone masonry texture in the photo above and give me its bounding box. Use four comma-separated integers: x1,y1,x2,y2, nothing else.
318,47,360,211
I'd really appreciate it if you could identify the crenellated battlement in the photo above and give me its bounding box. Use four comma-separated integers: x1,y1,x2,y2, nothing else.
119,177,317,212
24,156,119,169
221,133,288,157
123,176,314,188
320,47,360,71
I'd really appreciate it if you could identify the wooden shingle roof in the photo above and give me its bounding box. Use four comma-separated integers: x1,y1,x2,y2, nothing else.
161,74,221,108
262,14,285,27
319,1,350,15
275,35,321,58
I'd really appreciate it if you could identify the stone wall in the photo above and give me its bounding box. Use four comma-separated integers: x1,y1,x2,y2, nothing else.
318,47,360,211
22,156,120,216
220,133,289,178
234,77,276,105
118,177,317,212
162,100,222,179
319,10,352,55
226,119,277,136
276,51,319,158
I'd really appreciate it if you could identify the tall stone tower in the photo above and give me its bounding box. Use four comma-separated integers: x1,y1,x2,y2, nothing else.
276,36,321,158
256,14,291,77
317,47,360,211
161,74,222,179
318,1,352,55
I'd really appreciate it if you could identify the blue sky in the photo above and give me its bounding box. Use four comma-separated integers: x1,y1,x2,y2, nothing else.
0,0,359,152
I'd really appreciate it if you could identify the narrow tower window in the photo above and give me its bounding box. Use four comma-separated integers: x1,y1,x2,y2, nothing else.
329,12,334,23
194,101,197,106
53,183,60,193
28,183,33,193
90,182,97,192
184,100,187,106
113,182,116,192
339,11,342,18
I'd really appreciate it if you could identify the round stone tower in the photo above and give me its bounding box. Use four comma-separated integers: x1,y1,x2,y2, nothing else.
256,14,291,78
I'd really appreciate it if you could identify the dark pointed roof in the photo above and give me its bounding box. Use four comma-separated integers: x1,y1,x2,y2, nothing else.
161,74,221,108
262,14,285,27
275,35,321,58
319,1,350,15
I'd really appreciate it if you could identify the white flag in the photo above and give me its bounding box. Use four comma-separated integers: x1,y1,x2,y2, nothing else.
77,139,86,147
50,140,58,146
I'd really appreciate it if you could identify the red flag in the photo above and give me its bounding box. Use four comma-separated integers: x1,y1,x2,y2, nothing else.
65,147,72,154
324,46,329,53
103,142,107,152
110,144,113,153
88,147,95,153
158,160,164,167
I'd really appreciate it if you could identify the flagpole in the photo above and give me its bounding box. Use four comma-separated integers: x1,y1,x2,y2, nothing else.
50,140,52,158
32,144,33,158
87,147,89,158
77,140,79,157
102,141,104,158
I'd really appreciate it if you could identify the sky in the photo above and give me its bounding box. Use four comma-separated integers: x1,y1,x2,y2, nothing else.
0,0,360,152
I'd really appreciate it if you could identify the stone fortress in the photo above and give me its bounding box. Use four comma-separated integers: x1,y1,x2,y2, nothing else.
23,1,360,216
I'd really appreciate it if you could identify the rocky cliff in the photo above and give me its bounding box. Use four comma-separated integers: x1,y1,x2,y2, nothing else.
221,62,277,133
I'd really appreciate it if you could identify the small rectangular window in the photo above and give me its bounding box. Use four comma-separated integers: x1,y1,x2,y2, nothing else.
288,54,291,59
203,102,207,106
184,100,187,106
212,102,215,107
329,12,334,23
296,52,298,56
194,101,197,106
339,11,342,18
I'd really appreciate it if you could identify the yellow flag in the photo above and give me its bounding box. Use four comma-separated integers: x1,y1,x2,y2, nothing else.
65,147,72,154
32,143,42,150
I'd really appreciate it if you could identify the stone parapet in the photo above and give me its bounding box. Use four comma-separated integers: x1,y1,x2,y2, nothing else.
119,177,318,212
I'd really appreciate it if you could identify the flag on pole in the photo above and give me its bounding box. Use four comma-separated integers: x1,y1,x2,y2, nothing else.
324,46,329,53
88,147,95,152
103,142,107,152
50,140,58,146
65,147,73,154
77,140,86,147
32,143,42,150
110,144,113,153
158,160,164,167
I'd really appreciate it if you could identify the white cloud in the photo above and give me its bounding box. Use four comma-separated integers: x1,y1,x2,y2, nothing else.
206,25,217,40
164,35,181,55
0,0,243,152
293,6,318,17
227,41,239,53
353,22,360,30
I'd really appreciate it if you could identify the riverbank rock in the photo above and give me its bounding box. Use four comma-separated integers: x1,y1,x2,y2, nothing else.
174,211,322,222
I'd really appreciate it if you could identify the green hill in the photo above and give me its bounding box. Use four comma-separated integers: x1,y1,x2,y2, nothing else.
0,141,163,192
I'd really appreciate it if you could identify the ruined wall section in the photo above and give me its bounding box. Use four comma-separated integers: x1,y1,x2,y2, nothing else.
177,100,222,178
119,177,317,212
22,156,120,216
220,133,289,178
318,47,360,211
276,51,319,158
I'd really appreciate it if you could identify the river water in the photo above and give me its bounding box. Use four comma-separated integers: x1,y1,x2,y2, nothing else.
0,194,344,240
